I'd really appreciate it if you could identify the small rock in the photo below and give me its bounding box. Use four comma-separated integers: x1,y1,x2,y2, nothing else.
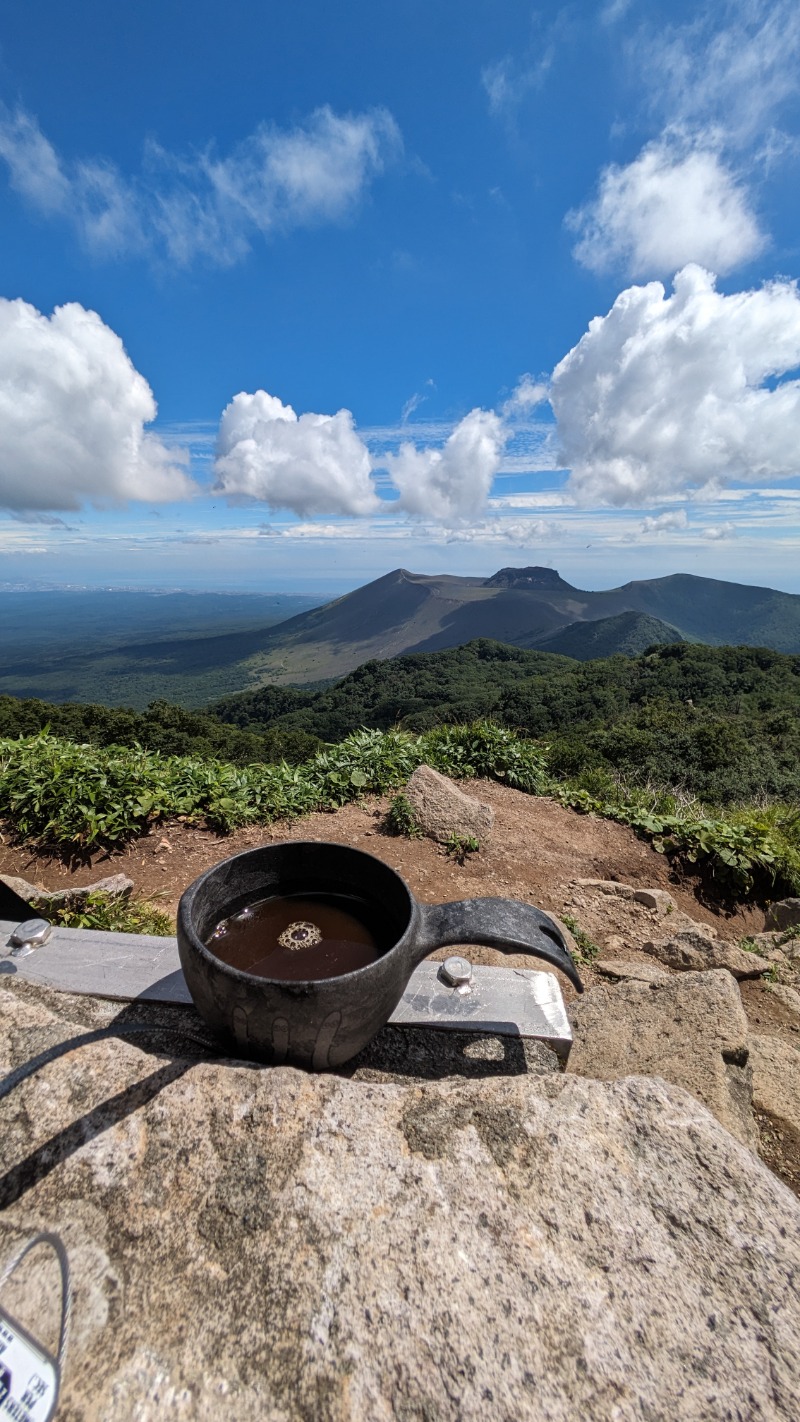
404,765,494,846
765,983,800,1019
602,934,627,954
750,1034,800,1138
31,873,135,909
593,958,672,984
0,872,47,901
765,898,800,932
568,968,757,1147
643,928,771,979
748,931,785,953
575,879,635,898
633,887,676,913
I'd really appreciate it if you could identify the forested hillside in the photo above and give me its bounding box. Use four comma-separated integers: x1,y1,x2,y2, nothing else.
0,695,321,767
2,639,798,807
211,640,800,804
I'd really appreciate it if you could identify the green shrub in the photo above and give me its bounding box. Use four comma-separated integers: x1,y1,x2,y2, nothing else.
559,913,600,965
40,891,174,936
1,723,798,903
386,794,423,838
444,833,480,861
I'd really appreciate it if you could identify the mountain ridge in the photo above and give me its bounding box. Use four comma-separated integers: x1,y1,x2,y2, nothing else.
2,566,799,707
236,565,800,684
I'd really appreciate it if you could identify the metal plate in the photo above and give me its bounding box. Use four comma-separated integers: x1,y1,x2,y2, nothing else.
391,961,571,1055
0,920,191,1004
0,920,571,1051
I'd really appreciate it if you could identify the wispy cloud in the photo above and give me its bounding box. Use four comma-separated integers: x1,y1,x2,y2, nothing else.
599,0,633,25
481,11,572,118
570,1,800,278
443,518,561,545
8,510,75,528
637,0,800,150
0,103,402,268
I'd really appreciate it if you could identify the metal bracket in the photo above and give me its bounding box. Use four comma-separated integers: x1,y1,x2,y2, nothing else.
0,921,572,1055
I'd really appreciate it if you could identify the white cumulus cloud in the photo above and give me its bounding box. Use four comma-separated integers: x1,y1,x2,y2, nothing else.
0,298,193,511
569,140,765,278
640,510,690,535
550,264,800,505
0,104,401,267
214,391,379,517
384,409,507,523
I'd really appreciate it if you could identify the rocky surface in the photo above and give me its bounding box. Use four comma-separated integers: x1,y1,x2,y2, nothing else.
765,898,800,931
767,983,800,1019
592,957,671,983
0,871,134,908
750,1033,800,1140
2,979,800,1422
403,765,495,846
567,969,758,1147
642,927,772,978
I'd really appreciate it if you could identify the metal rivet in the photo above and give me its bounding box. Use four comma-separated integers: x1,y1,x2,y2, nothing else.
8,918,52,957
440,955,473,987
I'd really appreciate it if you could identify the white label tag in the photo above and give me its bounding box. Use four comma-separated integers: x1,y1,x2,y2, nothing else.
0,1308,58,1422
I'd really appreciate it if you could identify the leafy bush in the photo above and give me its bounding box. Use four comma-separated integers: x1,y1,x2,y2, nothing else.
444,833,480,861
1,721,798,902
41,891,174,936
386,793,422,838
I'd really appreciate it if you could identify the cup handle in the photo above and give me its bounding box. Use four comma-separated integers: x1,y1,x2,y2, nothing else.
415,898,584,993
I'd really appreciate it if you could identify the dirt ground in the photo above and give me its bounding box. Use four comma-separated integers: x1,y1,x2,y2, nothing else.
0,777,781,1007
2,781,798,1192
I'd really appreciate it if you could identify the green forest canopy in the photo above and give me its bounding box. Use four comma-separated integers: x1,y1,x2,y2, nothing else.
1,639,799,806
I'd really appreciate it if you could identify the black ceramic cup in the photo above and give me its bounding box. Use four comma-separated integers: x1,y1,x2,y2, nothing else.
177,840,583,1070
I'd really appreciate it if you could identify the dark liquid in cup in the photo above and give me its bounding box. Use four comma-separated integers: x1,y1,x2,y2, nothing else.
206,892,387,980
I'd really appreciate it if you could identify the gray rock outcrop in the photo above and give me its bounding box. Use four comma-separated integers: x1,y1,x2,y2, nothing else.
632,887,676,913
567,968,758,1147
593,957,671,983
404,764,494,845
2,982,800,1420
642,927,771,978
765,898,800,931
767,983,800,1019
750,1033,800,1140
0,872,134,910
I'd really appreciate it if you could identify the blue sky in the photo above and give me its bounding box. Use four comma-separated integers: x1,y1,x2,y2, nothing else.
1,0,799,594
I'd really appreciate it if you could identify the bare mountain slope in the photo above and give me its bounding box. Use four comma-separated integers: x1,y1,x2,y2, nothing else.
241,565,800,684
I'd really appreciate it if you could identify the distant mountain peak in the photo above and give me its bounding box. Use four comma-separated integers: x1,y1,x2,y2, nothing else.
483,566,571,590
